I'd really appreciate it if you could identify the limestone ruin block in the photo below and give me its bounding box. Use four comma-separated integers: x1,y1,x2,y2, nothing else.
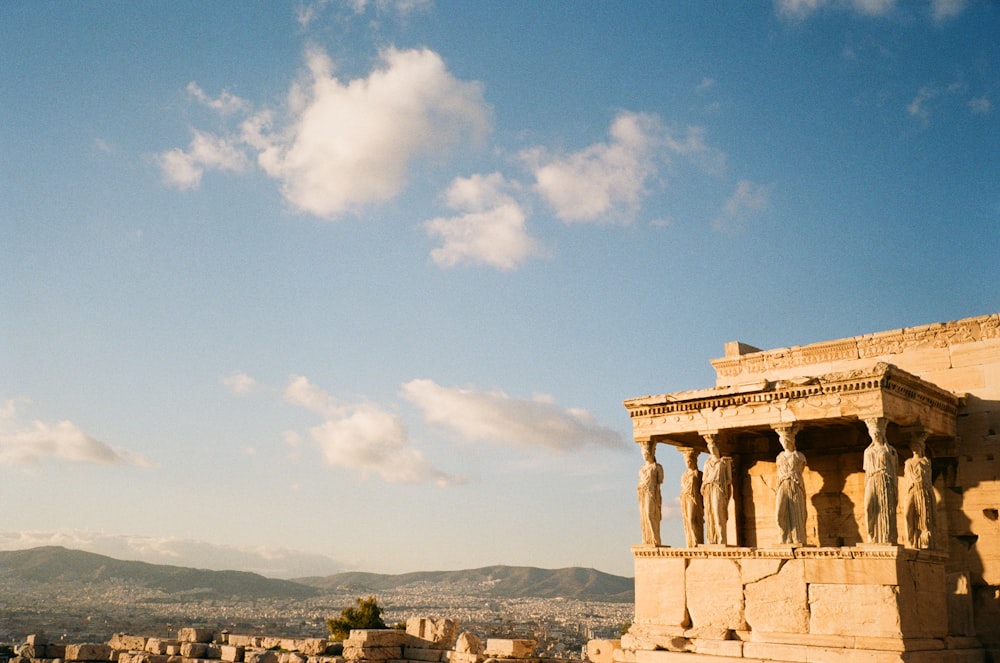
584,639,619,663
27,636,49,647
244,650,280,663
406,618,460,650
344,631,407,648
446,652,481,663
16,645,44,659
109,635,148,652
278,652,307,663
178,628,215,644
482,640,535,659
226,637,262,649
341,646,400,662
180,643,207,659
297,640,330,657
144,639,179,655
220,645,245,663
403,647,444,662
454,632,481,656
64,644,113,661
118,653,169,663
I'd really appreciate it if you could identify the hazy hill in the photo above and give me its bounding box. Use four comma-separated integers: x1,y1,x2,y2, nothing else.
0,546,319,599
295,565,634,602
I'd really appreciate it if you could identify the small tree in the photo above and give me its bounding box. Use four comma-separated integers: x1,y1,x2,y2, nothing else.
326,596,387,641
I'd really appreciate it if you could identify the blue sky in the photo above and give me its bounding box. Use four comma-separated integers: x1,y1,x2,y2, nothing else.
1,0,998,578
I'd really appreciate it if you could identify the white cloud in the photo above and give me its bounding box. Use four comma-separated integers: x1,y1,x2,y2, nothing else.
186,82,248,116
523,111,662,223
777,0,969,20
931,0,967,21
907,80,968,124
400,379,627,452
774,0,893,19
349,0,433,14
222,371,260,395
695,77,716,94
713,180,772,234
968,96,992,115
283,377,457,486
158,130,249,190
0,400,153,468
242,46,490,219
425,173,540,270
0,529,341,578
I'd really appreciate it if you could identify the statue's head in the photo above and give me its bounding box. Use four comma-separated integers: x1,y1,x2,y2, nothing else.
777,426,796,452
865,417,887,445
642,441,656,462
705,434,719,457
682,446,699,469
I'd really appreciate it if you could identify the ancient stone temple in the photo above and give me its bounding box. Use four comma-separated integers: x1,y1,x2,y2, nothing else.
618,313,1000,663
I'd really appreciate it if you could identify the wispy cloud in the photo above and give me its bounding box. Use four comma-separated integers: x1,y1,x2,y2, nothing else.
0,400,153,468
907,80,967,125
400,379,627,452
776,0,895,19
930,0,968,22
221,371,261,395
0,529,340,578
158,130,249,190
186,82,248,116
283,376,458,486
425,173,541,270
713,179,772,234
776,0,971,21
968,96,992,115
522,112,663,223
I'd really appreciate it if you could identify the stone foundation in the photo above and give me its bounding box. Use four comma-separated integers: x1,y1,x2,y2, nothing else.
620,545,984,663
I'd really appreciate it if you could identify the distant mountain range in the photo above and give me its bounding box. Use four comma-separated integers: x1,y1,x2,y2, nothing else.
0,546,318,599
0,546,633,602
295,566,634,602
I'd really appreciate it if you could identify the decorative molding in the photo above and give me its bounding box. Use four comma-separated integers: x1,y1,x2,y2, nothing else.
709,313,1000,380
631,544,947,563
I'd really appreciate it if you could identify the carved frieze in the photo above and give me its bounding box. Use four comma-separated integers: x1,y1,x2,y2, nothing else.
624,362,958,442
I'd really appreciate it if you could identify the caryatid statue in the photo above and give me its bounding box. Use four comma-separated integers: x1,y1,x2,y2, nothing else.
774,425,807,546
701,434,732,545
903,431,935,549
863,417,899,544
637,441,664,546
679,447,704,547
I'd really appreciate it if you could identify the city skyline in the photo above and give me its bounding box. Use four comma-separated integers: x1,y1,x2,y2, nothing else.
2,1,998,578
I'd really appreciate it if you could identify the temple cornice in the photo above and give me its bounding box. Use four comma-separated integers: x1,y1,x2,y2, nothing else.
624,362,959,445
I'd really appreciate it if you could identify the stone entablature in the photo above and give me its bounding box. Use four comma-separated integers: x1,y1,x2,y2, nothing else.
709,313,1000,387
625,362,959,445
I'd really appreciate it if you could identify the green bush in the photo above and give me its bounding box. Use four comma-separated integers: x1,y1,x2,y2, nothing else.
326,596,388,641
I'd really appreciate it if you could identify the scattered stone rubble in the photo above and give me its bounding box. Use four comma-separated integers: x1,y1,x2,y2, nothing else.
9,618,566,663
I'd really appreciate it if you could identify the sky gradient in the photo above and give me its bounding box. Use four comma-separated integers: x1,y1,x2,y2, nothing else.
1,0,998,578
